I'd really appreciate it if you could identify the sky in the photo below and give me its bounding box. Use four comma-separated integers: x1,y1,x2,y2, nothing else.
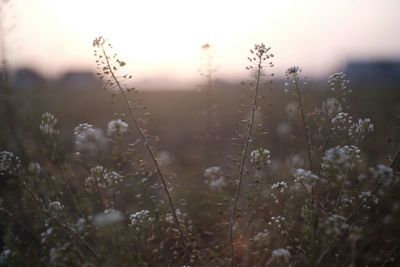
2,0,400,86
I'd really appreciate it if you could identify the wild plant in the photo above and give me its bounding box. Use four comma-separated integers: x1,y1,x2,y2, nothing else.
0,37,399,267
229,43,274,265
198,43,219,165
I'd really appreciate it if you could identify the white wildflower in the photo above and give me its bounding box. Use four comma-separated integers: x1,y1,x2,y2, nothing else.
0,151,21,176
271,181,288,193
370,165,398,186
270,248,291,264
85,166,123,188
28,162,41,176
322,97,342,118
93,209,124,227
268,216,286,230
321,145,361,173
328,72,351,103
323,214,349,236
129,209,153,229
332,112,353,131
293,168,319,184
48,201,63,214
74,123,107,156
349,118,374,138
39,112,59,137
204,166,226,190
359,191,379,207
107,119,128,136
250,148,271,170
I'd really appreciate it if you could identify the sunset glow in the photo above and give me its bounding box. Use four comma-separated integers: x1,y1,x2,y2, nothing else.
5,0,400,83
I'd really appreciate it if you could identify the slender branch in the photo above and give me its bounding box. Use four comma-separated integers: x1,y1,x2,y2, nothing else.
318,121,333,175
334,132,362,210
230,55,263,266
293,78,313,171
241,174,262,237
17,176,99,258
99,44,187,248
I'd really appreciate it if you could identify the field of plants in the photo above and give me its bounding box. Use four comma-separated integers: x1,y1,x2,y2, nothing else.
0,37,400,266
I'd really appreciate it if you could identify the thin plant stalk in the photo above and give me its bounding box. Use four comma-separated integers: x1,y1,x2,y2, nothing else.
17,176,99,258
98,43,186,248
241,174,263,237
293,77,313,171
230,54,263,266
334,131,362,209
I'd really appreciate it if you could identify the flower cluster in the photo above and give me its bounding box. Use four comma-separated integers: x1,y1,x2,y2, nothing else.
349,118,374,138
85,165,123,188
271,181,288,193
370,165,398,186
93,209,124,227
327,72,351,104
359,191,379,208
285,66,300,78
48,200,63,214
28,162,41,176
107,119,128,136
74,123,107,156
129,209,153,229
323,214,349,236
269,248,291,264
40,112,59,137
321,145,361,173
293,168,319,185
0,151,21,176
203,166,226,190
332,112,353,131
250,148,271,170
267,216,286,230
322,97,343,118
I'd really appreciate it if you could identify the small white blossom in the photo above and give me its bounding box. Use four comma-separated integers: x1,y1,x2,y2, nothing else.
129,209,153,229
93,209,124,227
268,216,286,230
327,72,351,103
40,112,59,137
28,162,41,176
204,166,226,190
322,97,342,118
321,145,361,173
270,248,291,264
85,166,123,188
250,148,271,170
0,151,21,176
48,201,63,214
349,118,374,138
332,112,353,131
359,191,379,208
74,123,107,156
293,168,319,184
271,181,288,193
323,214,349,236
370,165,398,186
107,119,128,136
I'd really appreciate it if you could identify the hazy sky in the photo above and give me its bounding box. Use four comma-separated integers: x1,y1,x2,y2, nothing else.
2,0,400,84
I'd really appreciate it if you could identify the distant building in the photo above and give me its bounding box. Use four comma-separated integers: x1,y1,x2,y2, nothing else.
345,61,400,88
12,68,47,90
58,71,101,89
